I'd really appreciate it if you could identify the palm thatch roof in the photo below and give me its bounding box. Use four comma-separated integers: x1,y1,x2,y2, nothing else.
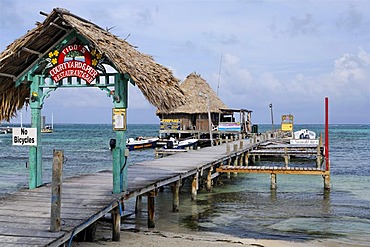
158,72,228,115
0,8,185,122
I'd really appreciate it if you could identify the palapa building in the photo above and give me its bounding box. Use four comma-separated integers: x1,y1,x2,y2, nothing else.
0,8,185,123
157,72,252,140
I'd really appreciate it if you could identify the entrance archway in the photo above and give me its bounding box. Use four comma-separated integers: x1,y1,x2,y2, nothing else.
0,8,185,194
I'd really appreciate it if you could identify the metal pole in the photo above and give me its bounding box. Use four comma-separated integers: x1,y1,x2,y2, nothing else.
325,97,329,171
269,103,274,132
207,95,213,146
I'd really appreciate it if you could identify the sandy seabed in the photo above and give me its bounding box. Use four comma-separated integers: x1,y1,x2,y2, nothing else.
71,222,355,247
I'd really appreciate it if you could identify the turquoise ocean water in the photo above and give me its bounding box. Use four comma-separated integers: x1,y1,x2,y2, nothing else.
0,124,369,245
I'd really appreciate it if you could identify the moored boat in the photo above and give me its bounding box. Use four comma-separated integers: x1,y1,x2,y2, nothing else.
126,137,159,151
293,129,316,139
164,138,198,149
290,129,319,145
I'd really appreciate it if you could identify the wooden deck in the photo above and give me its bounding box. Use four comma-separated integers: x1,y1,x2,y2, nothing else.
0,134,328,246
0,139,256,247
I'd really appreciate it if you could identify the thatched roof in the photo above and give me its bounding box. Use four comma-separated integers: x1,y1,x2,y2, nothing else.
0,8,185,122
158,72,228,115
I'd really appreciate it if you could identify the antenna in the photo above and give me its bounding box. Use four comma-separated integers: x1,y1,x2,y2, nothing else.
216,53,223,96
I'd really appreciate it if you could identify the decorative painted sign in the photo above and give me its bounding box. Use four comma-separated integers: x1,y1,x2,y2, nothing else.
281,114,294,131
47,44,102,83
218,122,241,132
160,119,181,130
12,128,37,146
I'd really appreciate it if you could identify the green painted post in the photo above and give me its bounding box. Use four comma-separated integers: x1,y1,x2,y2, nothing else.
112,74,128,194
29,76,43,188
112,147,121,194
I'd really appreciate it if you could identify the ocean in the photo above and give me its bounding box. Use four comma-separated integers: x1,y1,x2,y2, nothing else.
0,123,369,245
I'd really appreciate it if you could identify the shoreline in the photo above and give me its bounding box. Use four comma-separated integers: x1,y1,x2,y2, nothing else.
71,221,353,247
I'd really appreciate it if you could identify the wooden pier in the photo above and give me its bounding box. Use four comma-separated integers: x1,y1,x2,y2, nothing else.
0,133,329,246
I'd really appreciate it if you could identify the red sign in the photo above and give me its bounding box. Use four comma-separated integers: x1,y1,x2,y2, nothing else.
47,44,101,84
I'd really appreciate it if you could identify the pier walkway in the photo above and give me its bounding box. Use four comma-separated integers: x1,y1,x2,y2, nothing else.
0,134,328,246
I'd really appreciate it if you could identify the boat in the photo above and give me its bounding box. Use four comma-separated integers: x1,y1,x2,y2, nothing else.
290,129,319,145
0,126,12,134
164,138,198,149
41,125,53,133
126,137,159,151
293,129,316,139
41,114,54,133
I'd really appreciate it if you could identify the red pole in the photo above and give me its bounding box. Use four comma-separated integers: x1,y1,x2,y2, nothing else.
325,97,329,171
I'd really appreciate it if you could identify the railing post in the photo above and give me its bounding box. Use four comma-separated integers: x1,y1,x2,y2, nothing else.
50,149,63,232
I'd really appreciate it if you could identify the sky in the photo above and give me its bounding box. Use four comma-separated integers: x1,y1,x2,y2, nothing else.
0,0,369,125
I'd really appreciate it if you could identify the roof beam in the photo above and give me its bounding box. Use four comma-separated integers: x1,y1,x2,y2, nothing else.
0,73,16,80
50,22,68,32
21,47,42,56
15,30,75,86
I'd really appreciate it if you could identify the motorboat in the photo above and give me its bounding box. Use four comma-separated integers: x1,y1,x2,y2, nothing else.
0,126,12,134
293,129,316,139
126,137,159,151
164,138,198,149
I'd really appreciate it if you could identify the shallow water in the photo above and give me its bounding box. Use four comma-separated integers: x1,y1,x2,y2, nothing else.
1,124,369,245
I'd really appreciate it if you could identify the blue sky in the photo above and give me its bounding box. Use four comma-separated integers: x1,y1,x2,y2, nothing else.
1,0,369,124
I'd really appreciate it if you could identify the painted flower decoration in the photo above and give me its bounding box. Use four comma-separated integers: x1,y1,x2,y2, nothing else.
51,58,57,65
92,59,98,66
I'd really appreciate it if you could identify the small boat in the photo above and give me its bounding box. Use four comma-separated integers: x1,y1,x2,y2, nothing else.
293,129,316,139
164,138,198,149
0,126,12,134
126,137,159,151
41,125,53,133
41,114,54,133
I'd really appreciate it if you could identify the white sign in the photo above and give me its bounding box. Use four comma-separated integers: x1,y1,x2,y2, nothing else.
12,128,37,146
290,139,319,145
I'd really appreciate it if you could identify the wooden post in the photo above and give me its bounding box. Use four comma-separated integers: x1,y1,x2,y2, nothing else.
206,167,213,191
135,195,142,214
50,149,63,232
239,134,243,149
226,137,230,154
316,134,323,168
147,190,156,228
270,173,277,189
245,152,249,166
284,147,289,167
227,158,231,178
171,180,181,212
324,174,330,190
191,173,198,201
112,206,120,241
239,153,244,166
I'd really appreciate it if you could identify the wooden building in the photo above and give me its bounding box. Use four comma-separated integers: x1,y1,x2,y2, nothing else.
157,72,252,140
